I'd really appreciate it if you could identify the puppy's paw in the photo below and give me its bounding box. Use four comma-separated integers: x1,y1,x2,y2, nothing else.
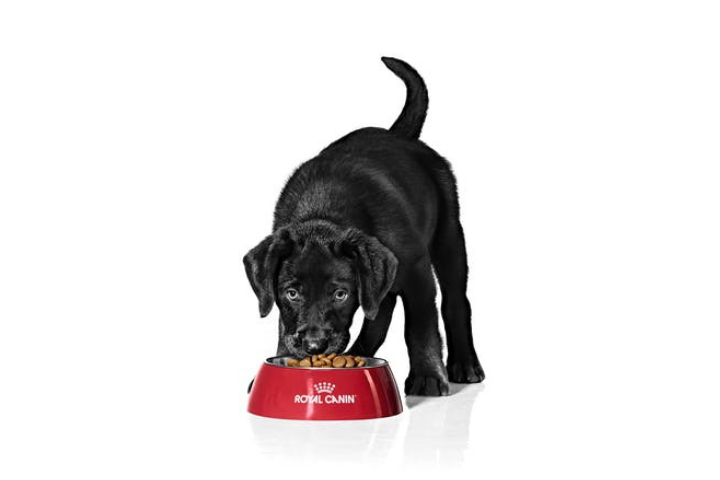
447,357,485,383
405,371,450,396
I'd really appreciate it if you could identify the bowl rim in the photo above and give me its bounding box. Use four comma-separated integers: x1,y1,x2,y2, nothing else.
264,355,389,370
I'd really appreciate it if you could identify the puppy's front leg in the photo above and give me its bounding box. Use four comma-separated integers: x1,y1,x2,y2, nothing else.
249,335,292,394
275,335,291,357
401,257,449,396
347,293,397,357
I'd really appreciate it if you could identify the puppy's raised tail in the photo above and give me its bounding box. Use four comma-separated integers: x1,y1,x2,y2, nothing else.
381,57,428,140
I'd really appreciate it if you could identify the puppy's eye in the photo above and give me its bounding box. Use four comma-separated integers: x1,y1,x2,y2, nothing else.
285,289,300,302
333,289,348,302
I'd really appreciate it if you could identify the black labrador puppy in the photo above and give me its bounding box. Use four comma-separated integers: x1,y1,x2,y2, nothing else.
244,57,484,396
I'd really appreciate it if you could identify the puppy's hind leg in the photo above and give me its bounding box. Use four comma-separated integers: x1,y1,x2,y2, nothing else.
347,293,397,357
431,216,485,383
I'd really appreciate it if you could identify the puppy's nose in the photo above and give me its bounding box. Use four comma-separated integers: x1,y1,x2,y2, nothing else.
302,338,328,355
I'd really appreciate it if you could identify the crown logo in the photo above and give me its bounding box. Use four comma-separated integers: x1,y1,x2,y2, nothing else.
314,382,335,394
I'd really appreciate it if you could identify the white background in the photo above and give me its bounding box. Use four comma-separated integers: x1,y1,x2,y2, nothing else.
1,1,719,478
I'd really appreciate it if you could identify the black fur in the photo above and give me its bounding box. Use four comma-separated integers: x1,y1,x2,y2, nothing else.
244,57,484,396
381,56,429,139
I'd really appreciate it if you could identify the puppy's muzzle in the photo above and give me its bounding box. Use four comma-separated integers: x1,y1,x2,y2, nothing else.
302,337,329,355
298,325,330,354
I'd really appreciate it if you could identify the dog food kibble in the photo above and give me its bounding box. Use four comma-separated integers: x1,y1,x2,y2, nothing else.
286,353,369,368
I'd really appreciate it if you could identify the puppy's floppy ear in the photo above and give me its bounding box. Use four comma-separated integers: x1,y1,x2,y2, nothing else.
339,228,398,320
243,229,293,317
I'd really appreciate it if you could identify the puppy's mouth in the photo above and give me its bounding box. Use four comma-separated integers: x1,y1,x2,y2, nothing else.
284,332,351,358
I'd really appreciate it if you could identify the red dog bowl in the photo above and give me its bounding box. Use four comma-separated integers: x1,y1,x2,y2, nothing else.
247,356,403,420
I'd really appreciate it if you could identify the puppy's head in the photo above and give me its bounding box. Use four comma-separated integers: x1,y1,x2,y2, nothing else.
243,221,397,358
